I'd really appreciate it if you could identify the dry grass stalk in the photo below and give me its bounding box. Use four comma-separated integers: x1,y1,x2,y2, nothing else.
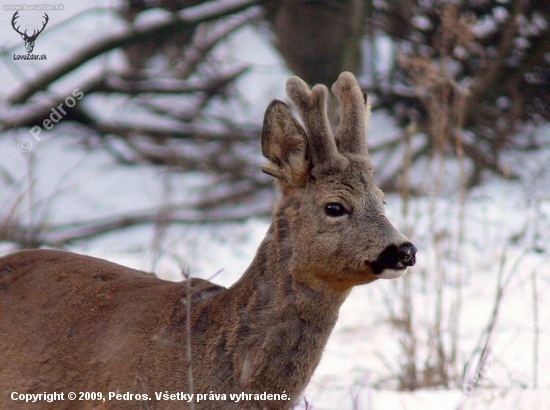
386,4,473,389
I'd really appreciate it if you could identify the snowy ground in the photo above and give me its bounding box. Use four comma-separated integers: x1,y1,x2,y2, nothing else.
1,1,549,408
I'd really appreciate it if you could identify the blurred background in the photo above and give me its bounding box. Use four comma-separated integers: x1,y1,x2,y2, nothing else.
0,1,549,408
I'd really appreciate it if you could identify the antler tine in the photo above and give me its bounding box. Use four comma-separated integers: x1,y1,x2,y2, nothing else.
286,76,339,166
11,11,24,36
38,13,49,34
332,72,370,157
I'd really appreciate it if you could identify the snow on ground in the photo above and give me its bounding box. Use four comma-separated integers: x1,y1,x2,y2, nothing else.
1,1,549,408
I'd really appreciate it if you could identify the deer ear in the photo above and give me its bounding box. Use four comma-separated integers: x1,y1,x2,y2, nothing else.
261,100,310,186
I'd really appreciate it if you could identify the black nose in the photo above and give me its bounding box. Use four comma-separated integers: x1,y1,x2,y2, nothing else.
398,243,417,267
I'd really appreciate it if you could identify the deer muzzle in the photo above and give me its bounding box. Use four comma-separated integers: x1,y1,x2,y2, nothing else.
369,241,417,278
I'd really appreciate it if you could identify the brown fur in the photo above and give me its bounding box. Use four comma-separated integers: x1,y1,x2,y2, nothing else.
0,72,415,409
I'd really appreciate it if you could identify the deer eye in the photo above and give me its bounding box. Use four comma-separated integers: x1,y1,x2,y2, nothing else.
324,202,347,217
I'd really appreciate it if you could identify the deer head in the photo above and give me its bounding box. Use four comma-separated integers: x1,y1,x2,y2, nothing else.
11,11,49,54
261,72,416,290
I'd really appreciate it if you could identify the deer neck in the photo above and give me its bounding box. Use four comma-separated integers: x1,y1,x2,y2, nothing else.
230,206,349,319
225,205,349,397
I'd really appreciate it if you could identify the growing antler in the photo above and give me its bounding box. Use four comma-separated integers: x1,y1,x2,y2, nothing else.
284,72,371,175
285,76,339,166
332,72,371,156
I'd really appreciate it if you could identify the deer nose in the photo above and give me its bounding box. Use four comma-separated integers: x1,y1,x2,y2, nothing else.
398,243,417,267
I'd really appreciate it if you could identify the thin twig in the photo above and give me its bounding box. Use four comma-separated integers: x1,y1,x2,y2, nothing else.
531,269,539,389
468,248,526,379
181,267,195,410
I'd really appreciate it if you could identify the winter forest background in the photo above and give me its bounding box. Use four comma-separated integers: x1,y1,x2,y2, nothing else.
0,1,549,408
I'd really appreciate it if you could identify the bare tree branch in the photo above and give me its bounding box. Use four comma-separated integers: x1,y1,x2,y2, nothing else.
90,67,249,95
1,203,272,248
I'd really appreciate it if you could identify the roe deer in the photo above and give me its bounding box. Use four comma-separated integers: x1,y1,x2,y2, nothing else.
0,72,416,410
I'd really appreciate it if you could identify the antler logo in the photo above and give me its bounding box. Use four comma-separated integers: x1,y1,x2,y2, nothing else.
11,11,49,54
